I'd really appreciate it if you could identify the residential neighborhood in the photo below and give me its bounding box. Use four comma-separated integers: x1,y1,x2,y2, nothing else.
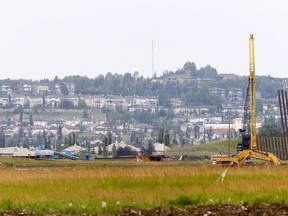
0,73,287,158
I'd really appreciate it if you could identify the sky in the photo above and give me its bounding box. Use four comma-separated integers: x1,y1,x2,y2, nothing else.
0,0,288,80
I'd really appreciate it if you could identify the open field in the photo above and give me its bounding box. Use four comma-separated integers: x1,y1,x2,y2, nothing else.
167,138,241,157
0,158,288,215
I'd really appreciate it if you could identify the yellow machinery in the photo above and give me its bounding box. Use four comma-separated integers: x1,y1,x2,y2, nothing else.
211,34,283,165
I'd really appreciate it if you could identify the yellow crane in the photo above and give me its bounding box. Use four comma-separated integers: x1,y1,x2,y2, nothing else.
211,34,283,165
249,34,257,151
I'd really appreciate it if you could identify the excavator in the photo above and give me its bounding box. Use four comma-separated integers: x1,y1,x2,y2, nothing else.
211,34,283,165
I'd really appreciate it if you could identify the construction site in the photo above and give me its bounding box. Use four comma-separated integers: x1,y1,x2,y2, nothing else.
211,35,287,165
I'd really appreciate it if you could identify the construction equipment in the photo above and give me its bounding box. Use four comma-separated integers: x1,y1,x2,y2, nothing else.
211,34,283,165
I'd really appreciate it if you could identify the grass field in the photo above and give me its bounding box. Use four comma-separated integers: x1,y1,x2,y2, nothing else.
167,138,241,157
0,158,288,214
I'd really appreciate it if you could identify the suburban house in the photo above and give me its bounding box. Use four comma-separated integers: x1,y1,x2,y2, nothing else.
32,82,50,95
61,126,80,136
64,95,79,108
3,126,20,137
170,98,185,107
172,105,217,115
11,95,29,107
0,84,12,95
33,119,49,127
17,81,32,95
226,88,243,102
0,95,9,108
29,96,43,108
29,125,45,135
54,81,75,95
208,87,226,100
46,95,61,108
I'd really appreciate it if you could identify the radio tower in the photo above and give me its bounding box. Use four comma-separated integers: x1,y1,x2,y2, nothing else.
152,36,154,78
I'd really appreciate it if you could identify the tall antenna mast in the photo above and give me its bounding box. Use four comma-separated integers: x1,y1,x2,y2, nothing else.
152,34,154,77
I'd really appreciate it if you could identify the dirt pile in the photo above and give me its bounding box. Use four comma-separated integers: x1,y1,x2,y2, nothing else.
117,203,288,216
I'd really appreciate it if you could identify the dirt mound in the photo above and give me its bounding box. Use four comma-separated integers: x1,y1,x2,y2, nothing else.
1,203,288,215
118,203,288,216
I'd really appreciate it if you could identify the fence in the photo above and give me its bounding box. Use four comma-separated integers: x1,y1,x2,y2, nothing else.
257,134,288,160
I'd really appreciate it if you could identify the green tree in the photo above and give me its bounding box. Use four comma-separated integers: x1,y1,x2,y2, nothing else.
68,133,72,146
117,146,137,156
111,144,117,158
42,94,46,110
82,109,89,119
172,133,178,146
107,131,113,145
183,61,197,76
7,117,11,126
57,125,63,145
60,82,69,95
164,129,170,146
98,145,103,156
36,133,42,146
145,140,155,156
60,99,74,109
72,132,76,145
158,128,164,143
23,137,29,149
130,131,137,144
54,75,59,82
198,65,218,77
78,98,88,109
194,125,200,139
86,139,91,153
44,137,48,149
259,124,281,136
102,135,108,157
0,128,5,148
29,113,34,126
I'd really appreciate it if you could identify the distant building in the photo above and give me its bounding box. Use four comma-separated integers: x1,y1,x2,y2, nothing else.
226,88,243,102
208,87,226,100
0,84,12,95
17,81,32,95
32,82,50,95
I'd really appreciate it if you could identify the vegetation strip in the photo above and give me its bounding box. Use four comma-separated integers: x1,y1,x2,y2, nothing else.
0,158,288,214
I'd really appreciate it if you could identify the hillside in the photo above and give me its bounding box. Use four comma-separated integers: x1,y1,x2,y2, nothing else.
167,138,241,158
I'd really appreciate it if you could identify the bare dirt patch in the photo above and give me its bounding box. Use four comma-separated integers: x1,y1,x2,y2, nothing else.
117,203,288,216
1,203,288,215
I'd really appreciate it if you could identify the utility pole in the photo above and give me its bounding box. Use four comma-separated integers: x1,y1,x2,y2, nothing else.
163,129,165,154
228,110,231,158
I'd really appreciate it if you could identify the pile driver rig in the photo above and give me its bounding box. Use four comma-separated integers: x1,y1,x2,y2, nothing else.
211,34,283,165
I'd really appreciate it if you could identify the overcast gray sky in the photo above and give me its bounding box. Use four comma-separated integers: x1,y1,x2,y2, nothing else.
0,0,287,80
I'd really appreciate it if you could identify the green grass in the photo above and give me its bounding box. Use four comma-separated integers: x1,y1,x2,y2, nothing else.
0,158,288,214
167,138,241,157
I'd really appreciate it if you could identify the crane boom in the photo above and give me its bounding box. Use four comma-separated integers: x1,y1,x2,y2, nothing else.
249,34,257,150
211,34,283,165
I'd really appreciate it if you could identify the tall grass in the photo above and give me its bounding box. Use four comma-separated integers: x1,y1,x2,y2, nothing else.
0,160,288,214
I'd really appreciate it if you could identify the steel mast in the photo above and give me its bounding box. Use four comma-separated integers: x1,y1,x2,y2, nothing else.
249,34,256,150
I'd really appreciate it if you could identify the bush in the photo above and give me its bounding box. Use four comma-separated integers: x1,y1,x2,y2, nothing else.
168,195,204,206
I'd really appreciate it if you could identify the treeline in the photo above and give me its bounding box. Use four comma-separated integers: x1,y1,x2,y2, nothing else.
61,61,282,107
61,62,224,108
0,61,283,108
